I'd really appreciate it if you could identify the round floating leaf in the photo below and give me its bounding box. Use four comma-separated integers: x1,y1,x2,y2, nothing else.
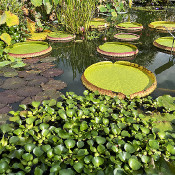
128,158,141,170
59,168,75,175
96,136,106,145
47,31,75,41
34,167,43,175
8,41,52,58
77,141,84,148
0,161,9,173
118,152,131,162
92,157,104,167
54,145,65,155
167,144,175,155
84,155,93,164
73,162,84,173
81,61,157,99
33,147,44,157
80,121,88,131
42,144,51,152
24,143,35,153
124,143,135,153
50,163,61,173
141,155,150,163
116,22,143,32
97,42,138,57
65,139,76,149
114,33,140,42
149,140,159,150
22,153,33,162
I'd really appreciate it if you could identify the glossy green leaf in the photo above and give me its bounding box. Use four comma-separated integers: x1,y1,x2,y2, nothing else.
39,123,49,130
34,167,43,175
22,153,33,161
149,140,159,150
124,143,135,153
0,161,9,173
118,152,131,162
167,144,175,155
50,163,61,173
9,136,20,144
73,162,84,173
80,121,88,131
33,147,44,157
41,145,51,152
59,168,75,175
47,149,54,158
77,141,84,148
128,158,141,170
31,0,42,7
24,143,35,153
32,101,40,108
65,139,76,149
141,155,150,163
54,145,65,155
92,157,104,167
66,109,75,117
96,136,106,145
84,155,93,164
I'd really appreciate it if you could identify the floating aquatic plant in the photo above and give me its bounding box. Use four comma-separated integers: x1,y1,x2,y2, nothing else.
27,76,49,86
40,56,57,63
16,86,42,97
8,41,52,58
34,90,62,101
116,22,143,32
30,62,55,71
20,96,34,105
81,61,157,99
41,79,67,91
18,70,40,78
41,68,64,78
23,57,40,64
0,77,27,89
0,90,24,104
0,106,12,114
114,33,140,41
3,70,18,77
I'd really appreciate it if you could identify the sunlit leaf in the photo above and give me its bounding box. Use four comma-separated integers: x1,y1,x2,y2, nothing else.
0,33,11,45
5,11,19,27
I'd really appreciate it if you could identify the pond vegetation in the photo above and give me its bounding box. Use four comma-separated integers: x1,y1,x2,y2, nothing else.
1,0,175,174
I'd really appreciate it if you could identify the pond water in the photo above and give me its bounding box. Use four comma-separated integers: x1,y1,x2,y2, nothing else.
1,8,175,115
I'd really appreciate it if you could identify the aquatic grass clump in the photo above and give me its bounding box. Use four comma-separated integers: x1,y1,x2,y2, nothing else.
1,91,175,174
81,61,157,99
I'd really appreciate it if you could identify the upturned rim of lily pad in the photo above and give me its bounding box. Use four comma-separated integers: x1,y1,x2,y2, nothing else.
97,42,138,57
153,37,175,53
88,18,109,30
116,22,143,32
81,61,157,99
114,33,140,41
47,32,76,42
148,21,175,33
8,41,52,58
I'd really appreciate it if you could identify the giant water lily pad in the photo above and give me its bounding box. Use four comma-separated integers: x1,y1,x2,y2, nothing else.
148,21,175,33
18,70,40,78
97,42,138,58
116,22,143,32
8,41,52,58
47,31,75,42
153,37,175,53
89,18,109,30
114,33,140,41
81,61,157,99
30,62,55,71
0,77,26,89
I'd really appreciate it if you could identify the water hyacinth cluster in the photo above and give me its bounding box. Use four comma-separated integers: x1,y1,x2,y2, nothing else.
0,91,175,174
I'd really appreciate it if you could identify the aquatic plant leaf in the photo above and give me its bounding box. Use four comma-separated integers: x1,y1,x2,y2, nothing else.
23,57,40,64
59,169,75,175
156,95,175,111
30,62,55,71
65,139,76,149
0,13,6,25
34,167,43,175
40,56,57,63
73,162,84,173
41,80,67,91
149,140,159,150
1,77,26,89
41,68,63,77
31,0,42,7
0,61,11,67
26,76,48,86
82,61,157,98
92,156,104,167
5,11,19,27
27,32,49,41
128,158,141,170
0,33,11,45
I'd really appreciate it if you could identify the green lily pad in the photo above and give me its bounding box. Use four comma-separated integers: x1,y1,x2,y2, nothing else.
81,61,157,99
153,37,175,53
47,31,75,42
114,33,140,41
97,42,138,57
148,21,175,33
116,22,143,32
89,18,109,30
8,41,52,58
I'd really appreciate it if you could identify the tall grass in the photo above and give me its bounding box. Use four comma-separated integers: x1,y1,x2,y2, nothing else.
58,0,96,34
